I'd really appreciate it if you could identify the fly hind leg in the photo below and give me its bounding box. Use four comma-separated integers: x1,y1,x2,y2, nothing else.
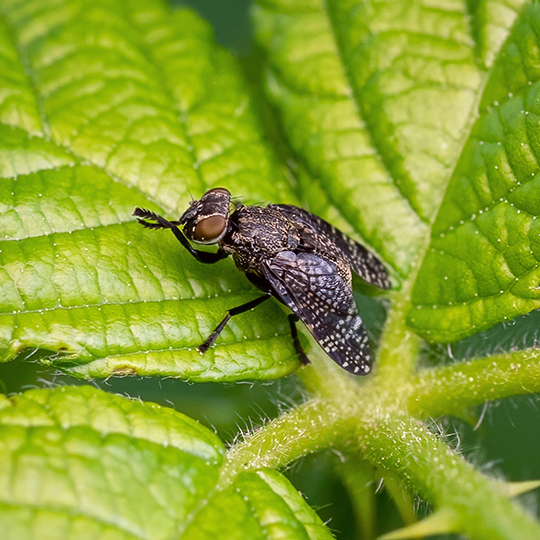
197,294,272,354
288,314,310,366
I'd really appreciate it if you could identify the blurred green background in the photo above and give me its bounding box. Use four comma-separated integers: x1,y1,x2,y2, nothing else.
1,1,539,538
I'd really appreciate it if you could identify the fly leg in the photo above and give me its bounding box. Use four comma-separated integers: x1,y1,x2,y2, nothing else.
288,314,310,366
245,273,310,366
133,207,227,264
197,293,272,354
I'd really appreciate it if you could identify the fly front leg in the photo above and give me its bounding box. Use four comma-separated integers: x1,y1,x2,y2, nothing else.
169,226,228,264
133,207,228,264
197,293,272,354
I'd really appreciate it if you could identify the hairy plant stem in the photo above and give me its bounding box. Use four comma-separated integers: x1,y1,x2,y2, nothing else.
221,384,540,539
410,347,540,417
218,397,346,486
218,275,540,539
362,415,540,540
220,312,540,539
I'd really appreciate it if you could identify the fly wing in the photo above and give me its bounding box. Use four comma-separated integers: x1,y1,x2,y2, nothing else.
273,204,391,290
263,250,372,375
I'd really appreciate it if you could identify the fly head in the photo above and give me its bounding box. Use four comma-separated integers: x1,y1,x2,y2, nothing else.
180,187,233,245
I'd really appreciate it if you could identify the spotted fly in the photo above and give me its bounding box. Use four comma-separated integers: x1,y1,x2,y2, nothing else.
133,188,390,375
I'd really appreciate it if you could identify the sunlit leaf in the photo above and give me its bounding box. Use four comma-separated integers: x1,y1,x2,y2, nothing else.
0,386,332,540
408,3,540,342
0,0,300,381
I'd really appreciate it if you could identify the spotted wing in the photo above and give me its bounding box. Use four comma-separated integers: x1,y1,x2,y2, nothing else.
273,204,391,290
263,250,372,375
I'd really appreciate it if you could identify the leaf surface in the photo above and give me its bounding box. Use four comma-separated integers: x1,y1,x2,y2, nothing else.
0,386,331,540
253,0,497,275
252,0,540,344
2,0,540,376
408,3,540,341
0,0,300,380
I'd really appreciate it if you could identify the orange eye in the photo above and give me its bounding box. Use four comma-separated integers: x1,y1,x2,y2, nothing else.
193,216,227,243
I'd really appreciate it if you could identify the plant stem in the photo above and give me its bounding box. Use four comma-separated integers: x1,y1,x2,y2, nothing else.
362,415,540,540
409,348,540,418
218,397,344,488
222,364,540,539
335,460,377,540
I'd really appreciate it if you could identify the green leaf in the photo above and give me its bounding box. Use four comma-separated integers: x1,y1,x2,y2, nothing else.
252,0,513,277
3,0,538,378
0,0,301,380
0,386,332,540
252,0,540,346
2,0,540,538
408,2,540,342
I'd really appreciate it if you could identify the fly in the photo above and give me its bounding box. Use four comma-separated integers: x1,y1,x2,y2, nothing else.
133,188,391,375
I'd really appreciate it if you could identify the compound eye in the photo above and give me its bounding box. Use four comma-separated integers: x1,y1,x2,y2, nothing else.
193,215,227,243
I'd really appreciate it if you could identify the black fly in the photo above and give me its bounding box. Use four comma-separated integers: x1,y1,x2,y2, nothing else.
133,188,391,375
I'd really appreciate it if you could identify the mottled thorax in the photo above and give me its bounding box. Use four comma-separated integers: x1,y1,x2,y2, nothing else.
224,205,300,272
